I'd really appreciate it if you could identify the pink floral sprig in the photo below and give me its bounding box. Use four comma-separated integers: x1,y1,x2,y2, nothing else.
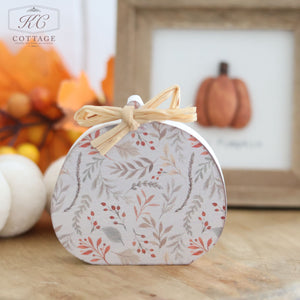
151,167,167,181
131,131,155,151
198,211,211,232
132,230,156,258
87,210,101,232
101,202,126,229
188,136,208,154
134,190,159,221
212,202,226,220
188,237,213,256
79,129,100,155
78,237,110,264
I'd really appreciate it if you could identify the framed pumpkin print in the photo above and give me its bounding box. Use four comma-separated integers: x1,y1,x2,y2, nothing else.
114,0,300,207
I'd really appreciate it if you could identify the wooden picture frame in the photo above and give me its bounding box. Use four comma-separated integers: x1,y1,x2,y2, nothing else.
114,0,300,207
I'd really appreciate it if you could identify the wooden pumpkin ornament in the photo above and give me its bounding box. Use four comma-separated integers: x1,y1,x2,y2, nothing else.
195,62,251,128
51,86,227,265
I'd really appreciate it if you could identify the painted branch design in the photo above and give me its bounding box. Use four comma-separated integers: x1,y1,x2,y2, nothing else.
83,157,122,201
188,237,213,256
139,216,173,248
52,121,227,264
167,233,185,261
160,144,182,175
51,179,70,213
134,190,159,221
166,127,186,160
108,157,154,179
160,178,182,217
64,152,82,212
195,157,223,197
72,194,92,235
129,180,162,191
183,195,203,236
114,140,140,158
175,152,195,212
78,237,110,264
82,157,104,182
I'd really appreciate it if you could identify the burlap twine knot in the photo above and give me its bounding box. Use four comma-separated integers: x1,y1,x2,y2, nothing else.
74,85,197,155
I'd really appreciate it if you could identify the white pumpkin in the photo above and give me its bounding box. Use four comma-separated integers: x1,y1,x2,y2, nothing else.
0,172,11,231
0,155,47,237
44,156,66,213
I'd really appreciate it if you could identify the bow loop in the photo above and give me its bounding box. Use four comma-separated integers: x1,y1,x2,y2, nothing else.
74,85,196,155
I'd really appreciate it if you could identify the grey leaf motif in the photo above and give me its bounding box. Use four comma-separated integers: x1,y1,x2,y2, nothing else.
64,152,82,212
151,122,167,140
82,157,104,182
129,180,162,191
92,167,123,201
160,178,182,217
165,126,186,159
167,233,185,260
160,144,182,176
212,227,223,238
72,194,92,235
108,158,153,179
140,157,152,164
150,216,156,228
102,227,124,245
183,195,203,236
194,157,213,183
160,237,167,247
114,141,140,159
51,179,70,213
175,152,195,212
115,249,140,264
163,225,173,235
195,158,224,197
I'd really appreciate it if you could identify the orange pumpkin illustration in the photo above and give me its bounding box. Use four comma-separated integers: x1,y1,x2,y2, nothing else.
195,62,251,128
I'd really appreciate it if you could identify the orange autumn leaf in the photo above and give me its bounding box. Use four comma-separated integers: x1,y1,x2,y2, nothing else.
39,129,71,172
0,41,73,171
0,40,112,171
101,56,114,105
0,40,71,105
12,41,71,100
58,72,96,111
57,72,97,131
0,42,21,105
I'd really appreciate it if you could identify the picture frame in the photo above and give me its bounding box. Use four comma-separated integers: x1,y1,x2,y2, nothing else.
114,0,300,207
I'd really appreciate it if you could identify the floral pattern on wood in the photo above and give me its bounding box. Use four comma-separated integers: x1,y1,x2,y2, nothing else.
51,122,226,265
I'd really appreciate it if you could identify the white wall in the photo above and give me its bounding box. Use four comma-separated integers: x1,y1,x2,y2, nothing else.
0,0,117,93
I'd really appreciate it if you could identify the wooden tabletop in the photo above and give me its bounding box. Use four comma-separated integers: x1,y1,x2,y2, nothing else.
0,209,299,299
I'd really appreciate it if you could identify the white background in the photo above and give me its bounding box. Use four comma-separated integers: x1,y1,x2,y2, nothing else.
151,29,294,170
0,0,117,94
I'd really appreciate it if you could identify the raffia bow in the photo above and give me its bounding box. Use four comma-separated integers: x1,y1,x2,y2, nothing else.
74,85,197,155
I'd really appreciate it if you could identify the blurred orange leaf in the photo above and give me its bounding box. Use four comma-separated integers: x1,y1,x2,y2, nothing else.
39,129,71,171
0,41,113,171
0,40,71,105
101,56,114,105
57,72,97,131
58,72,96,111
